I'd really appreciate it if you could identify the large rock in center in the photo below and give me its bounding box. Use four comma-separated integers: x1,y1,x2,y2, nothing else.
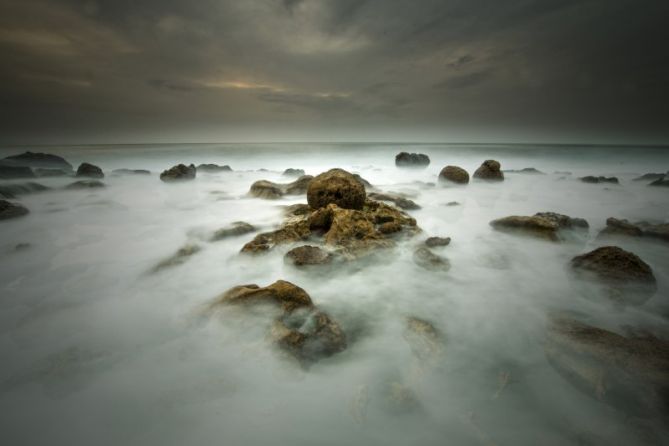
307,168,366,210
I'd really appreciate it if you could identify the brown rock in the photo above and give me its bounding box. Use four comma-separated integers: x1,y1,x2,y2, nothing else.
76,162,104,179
413,247,451,271
307,168,366,210
403,317,445,363
214,280,313,313
210,222,255,241
284,245,334,266
249,180,283,199
160,164,196,182
425,236,451,247
439,165,469,184
367,192,420,210
490,215,559,241
473,160,504,181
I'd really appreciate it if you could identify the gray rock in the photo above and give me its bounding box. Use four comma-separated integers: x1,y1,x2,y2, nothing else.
425,236,451,247
413,247,450,271
395,152,430,168
1,152,73,172
473,160,504,181
65,180,106,189
76,162,104,179
439,165,469,184
283,168,305,177
0,200,29,220
111,168,151,175
0,165,36,179
0,182,49,199
210,222,255,241
197,164,232,172
160,164,196,182
35,168,69,177
580,176,619,184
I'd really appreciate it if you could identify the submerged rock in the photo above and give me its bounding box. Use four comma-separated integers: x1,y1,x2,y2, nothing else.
367,192,420,210
76,162,104,179
196,163,232,172
395,152,430,168
0,165,36,179
580,176,619,184
249,175,313,199
210,222,255,241
111,168,151,176
160,164,196,182
307,169,366,210
438,165,469,184
65,180,105,189
1,151,73,172
352,174,374,190
283,168,305,177
403,317,445,364
633,173,666,182
284,245,334,267
491,212,588,241
473,160,504,181
425,236,451,247
152,244,201,272
0,200,29,220
35,168,69,177
598,218,669,242
534,212,589,229
570,246,657,305
504,167,545,174
214,280,313,312
413,247,450,271
649,178,669,187
544,314,669,417
0,182,49,199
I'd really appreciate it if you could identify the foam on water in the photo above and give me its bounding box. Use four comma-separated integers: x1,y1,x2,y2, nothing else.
1,143,668,445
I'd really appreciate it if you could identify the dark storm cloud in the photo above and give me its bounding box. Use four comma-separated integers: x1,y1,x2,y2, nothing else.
0,0,668,143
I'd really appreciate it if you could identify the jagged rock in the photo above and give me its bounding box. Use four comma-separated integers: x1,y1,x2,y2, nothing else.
413,247,450,271
490,215,559,241
307,169,366,210
1,151,73,171
403,317,445,363
633,173,665,182
0,182,49,199
213,280,313,312
473,160,504,181
282,203,311,217
439,165,469,184
580,176,619,184
0,200,29,220
649,178,669,187
395,152,430,168
0,165,36,179
65,180,105,189
544,314,669,417
504,167,545,174
35,168,69,177
425,236,451,247
241,219,312,253
249,175,313,199
284,245,334,266
76,162,104,179
197,164,232,172
111,168,151,175
160,164,196,182
571,246,657,305
283,168,305,177
152,244,201,272
353,174,373,190
534,212,589,229
210,222,255,241
367,192,420,210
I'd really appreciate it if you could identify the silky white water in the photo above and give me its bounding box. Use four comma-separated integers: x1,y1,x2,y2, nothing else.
1,143,668,446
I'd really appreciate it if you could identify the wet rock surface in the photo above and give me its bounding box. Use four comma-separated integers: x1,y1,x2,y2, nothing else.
491,212,588,241
598,218,669,242
284,245,334,266
439,165,469,184
0,200,29,220
76,162,104,179
283,168,305,177
403,317,445,364
395,152,430,168
152,244,201,272
249,175,314,199
580,176,619,184
307,169,366,210
160,164,196,182
534,212,589,229
367,192,420,210
649,178,669,187
210,222,256,241
504,167,545,174
633,173,666,182
544,314,669,417
473,160,504,181
35,168,69,177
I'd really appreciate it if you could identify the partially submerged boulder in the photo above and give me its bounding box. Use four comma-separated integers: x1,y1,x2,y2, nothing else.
473,160,504,181
111,168,151,176
0,182,49,199
160,164,196,182
367,192,420,210
0,200,29,220
633,173,665,182
425,236,451,247
214,280,313,313
197,163,232,172
504,167,545,174
76,162,104,179
395,152,430,168
649,178,669,187
1,151,73,172
413,247,450,271
152,244,201,272
284,245,334,267
35,168,69,177
534,212,589,229
283,168,305,177
403,317,445,364
249,175,314,199
580,176,619,184
307,169,366,210
544,314,669,417
65,180,105,189
210,222,255,241
570,246,657,305
0,165,36,179
438,165,469,184
491,212,588,241
598,218,669,242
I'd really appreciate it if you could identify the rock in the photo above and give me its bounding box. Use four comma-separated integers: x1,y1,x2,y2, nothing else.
413,247,450,271
111,168,151,175
307,169,366,210
367,192,420,210
160,164,196,182
0,165,36,179
352,174,373,190
533,212,589,229
283,168,305,177
544,314,669,417
152,244,201,272
0,200,29,220
210,222,255,241
282,203,311,217
403,317,444,363
249,176,313,199
425,236,451,247
284,245,334,266
638,222,669,241
270,311,347,363
490,215,559,241
633,173,665,182
554,171,572,175
241,219,312,253
598,218,669,242
14,242,31,251
444,201,460,206
214,280,313,312
0,182,49,199
649,178,669,187
570,246,657,305
284,175,313,195
504,167,545,174
35,168,69,177
395,152,430,168
65,180,105,189
580,176,619,184
382,381,421,413
76,162,104,179
196,163,232,172
473,160,504,181
438,165,469,184
1,151,73,171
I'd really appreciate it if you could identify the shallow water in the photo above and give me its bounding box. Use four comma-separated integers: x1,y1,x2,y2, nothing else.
1,143,668,446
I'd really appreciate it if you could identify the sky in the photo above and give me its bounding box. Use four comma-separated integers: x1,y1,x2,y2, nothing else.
0,0,668,145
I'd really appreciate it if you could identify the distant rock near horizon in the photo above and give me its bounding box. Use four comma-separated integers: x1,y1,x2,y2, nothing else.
160,164,196,182
0,151,73,172
395,152,430,168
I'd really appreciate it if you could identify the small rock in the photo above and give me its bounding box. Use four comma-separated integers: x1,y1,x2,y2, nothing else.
533,212,589,229
14,242,31,251
284,245,334,266
649,178,669,187
0,200,29,220
580,176,619,184
633,173,665,182
403,317,444,363
249,180,283,199
111,168,151,175
152,244,201,272
444,201,460,207
76,162,104,179
503,167,545,174
307,169,367,210
439,165,469,184
196,163,232,172
35,168,69,177
490,215,559,241
425,236,451,247
65,180,105,189
283,168,305,177
473,160,504,181
210,222,255,241
599,217,643,238
367,192,420,210
413,247,450,271
395,152,430,168
160,164,196,182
